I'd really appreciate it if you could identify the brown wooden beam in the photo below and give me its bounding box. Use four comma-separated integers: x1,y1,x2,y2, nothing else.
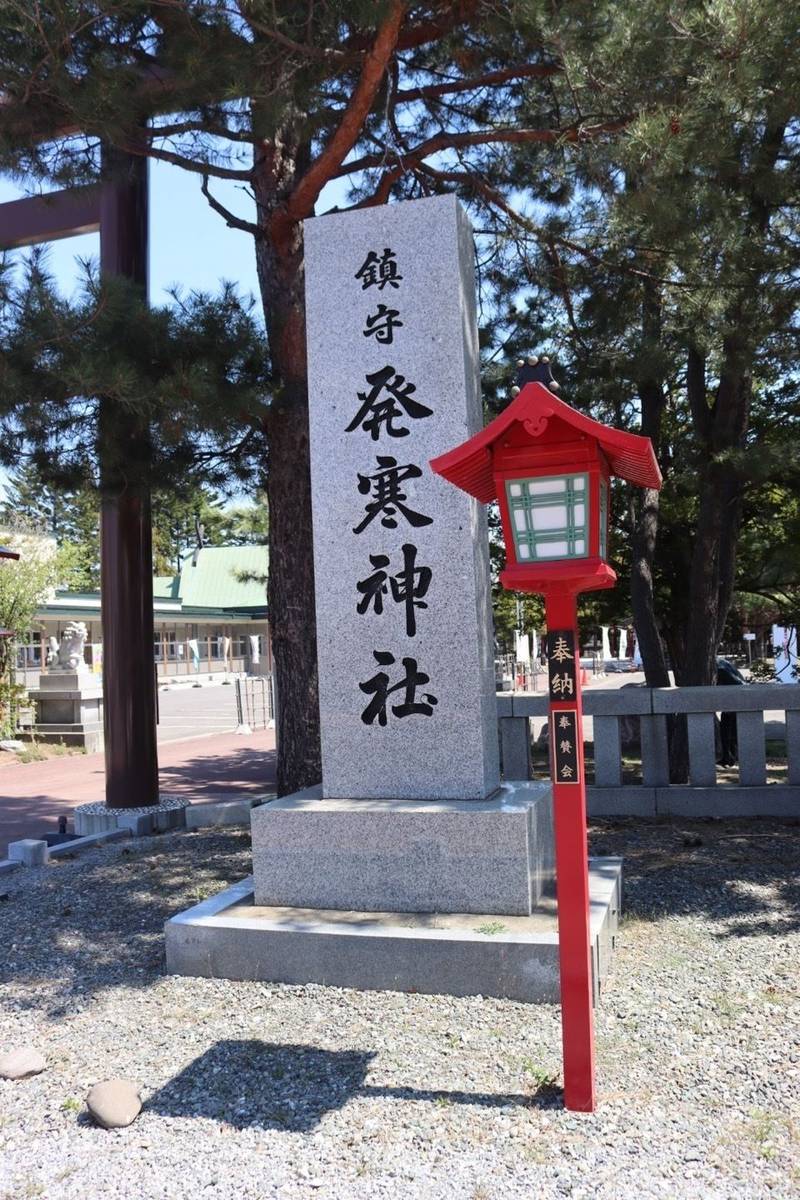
0,186,101,250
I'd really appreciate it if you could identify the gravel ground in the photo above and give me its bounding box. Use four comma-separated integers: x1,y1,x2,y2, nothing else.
0,819,798,1200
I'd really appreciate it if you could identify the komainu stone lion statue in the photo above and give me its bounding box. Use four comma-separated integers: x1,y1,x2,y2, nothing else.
55,621,89,672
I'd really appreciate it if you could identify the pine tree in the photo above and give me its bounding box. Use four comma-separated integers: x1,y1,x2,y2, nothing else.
3,2,797,789
0,2,628,794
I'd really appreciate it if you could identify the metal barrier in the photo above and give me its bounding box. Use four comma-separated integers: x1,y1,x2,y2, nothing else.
498,683,800,817
235,675,274,731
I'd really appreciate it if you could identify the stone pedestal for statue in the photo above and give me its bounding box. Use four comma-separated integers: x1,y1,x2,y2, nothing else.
28,670,104,753
27,623,104,752
166,197,622,1003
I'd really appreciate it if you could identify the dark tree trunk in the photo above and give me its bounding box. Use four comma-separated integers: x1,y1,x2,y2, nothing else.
630,485,670,688
252,135,321,796
630,280,670,688
682,340,749,687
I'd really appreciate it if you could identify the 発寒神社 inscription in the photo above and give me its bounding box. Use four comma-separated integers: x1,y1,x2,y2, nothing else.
304,193,499,801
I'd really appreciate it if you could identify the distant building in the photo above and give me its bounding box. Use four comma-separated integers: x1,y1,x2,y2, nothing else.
17,545,270,686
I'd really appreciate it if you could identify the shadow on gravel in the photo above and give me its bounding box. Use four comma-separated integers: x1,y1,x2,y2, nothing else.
0,830,253,1018
146,1040,551,1131
589,818,800,936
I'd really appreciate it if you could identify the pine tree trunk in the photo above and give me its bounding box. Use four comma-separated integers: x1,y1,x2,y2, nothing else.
681,339,749,688
252,138,321,796
629,282,670,689
681,463,742,686
630,486,670,689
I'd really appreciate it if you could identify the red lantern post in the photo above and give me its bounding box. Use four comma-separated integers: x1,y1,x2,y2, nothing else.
431,360,661,1111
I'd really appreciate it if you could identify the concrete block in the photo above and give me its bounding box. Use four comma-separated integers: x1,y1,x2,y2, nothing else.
499,716,531,780
640,714,670,786
510,695,548,718
251,781,554,916
185,797,262,830
583,689,652,716
7,839,49,867
587,786,657,817
736,711,766,786
687,712,717,785
787,712,800,785
165,860,622,1006
593,715,622,787
75,798,188,837
656,785,800,818
153,807,186,833
48,829,129,859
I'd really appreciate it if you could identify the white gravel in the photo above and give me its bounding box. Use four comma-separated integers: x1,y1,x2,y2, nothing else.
0,820,798,1200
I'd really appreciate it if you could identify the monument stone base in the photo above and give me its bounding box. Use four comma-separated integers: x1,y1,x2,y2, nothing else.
250,782,554,916
27,671,104,753
164,858,622,1005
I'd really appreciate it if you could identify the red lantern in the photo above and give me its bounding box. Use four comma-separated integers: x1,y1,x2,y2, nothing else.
431,363,661,1112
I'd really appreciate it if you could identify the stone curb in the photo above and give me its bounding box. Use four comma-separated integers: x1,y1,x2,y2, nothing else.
7,828,131,867
185,794,273,830
3,792,270,869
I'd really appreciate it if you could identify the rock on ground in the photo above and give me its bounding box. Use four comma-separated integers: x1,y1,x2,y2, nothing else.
86,1078,142,1129
0,1046,46,1080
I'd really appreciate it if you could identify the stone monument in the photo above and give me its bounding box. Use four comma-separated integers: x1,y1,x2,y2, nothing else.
167,197,621,1004
251,194,552,920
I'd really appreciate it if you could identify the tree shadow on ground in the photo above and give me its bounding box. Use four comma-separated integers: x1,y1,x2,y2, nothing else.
589,817,800,936
0,828,253,1018
159,745,277,797
145,1039,555,1132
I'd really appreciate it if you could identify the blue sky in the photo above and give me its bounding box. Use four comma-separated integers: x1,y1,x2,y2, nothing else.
0,160,263,306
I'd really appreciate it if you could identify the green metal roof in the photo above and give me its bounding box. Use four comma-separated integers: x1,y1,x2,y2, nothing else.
177,546,267,611
153,575,181,600
45,545,268,620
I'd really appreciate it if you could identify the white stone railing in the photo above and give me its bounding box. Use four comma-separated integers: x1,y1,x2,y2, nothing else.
497,683,800,817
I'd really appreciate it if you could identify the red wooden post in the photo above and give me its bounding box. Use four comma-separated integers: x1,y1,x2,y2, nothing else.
544,587,595,1111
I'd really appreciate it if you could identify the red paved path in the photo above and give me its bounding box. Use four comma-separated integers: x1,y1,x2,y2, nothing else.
0,730,276,851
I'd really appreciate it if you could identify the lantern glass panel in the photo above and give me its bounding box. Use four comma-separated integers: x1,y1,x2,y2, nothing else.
505,473,589,561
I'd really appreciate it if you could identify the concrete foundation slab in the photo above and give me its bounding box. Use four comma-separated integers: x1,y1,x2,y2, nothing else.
251,782,554,916
165,857,621,1005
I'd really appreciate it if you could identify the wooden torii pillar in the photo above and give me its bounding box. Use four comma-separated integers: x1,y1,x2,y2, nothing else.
0,152,159,807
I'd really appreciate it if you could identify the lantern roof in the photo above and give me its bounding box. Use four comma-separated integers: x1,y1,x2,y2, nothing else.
430,382,662,501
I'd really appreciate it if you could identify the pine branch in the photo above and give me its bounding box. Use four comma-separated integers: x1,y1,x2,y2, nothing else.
333,118,631,180
201,176,261,237
281,0,407,224
395,62,562,102
124,140,252,181
346,1,479,54
153,118,258,146
360,161,698,291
